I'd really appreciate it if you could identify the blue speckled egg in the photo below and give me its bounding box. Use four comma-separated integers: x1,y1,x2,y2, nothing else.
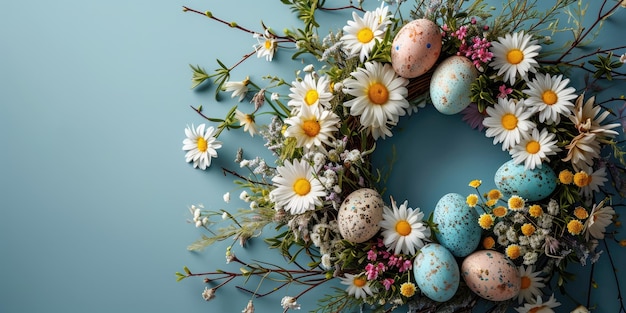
461,250,520,301
494,159,557,202
429,56,478,115
413,243,460,302
391,19,442,78
433,193,481,257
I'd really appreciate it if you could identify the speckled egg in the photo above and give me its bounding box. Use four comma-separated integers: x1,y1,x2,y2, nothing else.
429,56,478,115
494,159,557,202
461,250,521,301
391,19,442,78
413,243,460,302
337,188,384,243
433,193,481,257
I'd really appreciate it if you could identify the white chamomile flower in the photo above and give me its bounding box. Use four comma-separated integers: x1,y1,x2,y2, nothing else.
483,98,536,151
569,94,621,138
343,62,409,139
284,105,340,150
580,166,608,199
517,265,545,304
269,159,326,214
234,109,258,137
585,200,615,240
509,128,560,170
341,8,389,62
524,73,577,124
340,273,374,300
222,77,250,102
563,133,601,171
379,198,430,255
490,31,541,84
288,74,333,112
182,124,222,170
514,294,561,313
253,30,276,61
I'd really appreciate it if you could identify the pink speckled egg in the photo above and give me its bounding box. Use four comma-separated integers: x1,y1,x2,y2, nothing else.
337,188,384,243
391,19,442,78
461,250,521,301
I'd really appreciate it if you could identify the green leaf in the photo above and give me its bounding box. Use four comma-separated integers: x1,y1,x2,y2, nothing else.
186,234,216,251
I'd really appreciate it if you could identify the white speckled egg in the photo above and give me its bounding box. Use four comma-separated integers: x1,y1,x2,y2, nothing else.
337,188,384,243
391,19,442,78
434,193,481,257
494,159,557,202
413,243,460,302
429,56,478,115
461,250,521,301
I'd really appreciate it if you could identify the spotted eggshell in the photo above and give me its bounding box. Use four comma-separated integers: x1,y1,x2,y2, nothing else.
433,193,481,257
494,159,557,202
430,56,478,115
337,188,384,243
461,250,521,301
413,243,460,302
391,19,442,78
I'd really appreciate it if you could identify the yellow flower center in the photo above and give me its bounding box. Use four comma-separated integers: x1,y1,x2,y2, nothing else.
573,171,591,187
302,119,321,137
529,306,547,313
395,220,412,236
574,207,589,220
501,113,518,130
559,170,574,184
525,140,540,154
508,196,525,210
197,137,208,152
264,39,273,50
521,223,536,236
400,282,416,297
304,89,319,106
506,245,521,259
479,214,494,229
528,205,543,217
368,82,389,105
493,206,508,218
353,277,367,287
293,178,311,196
567,219,584,235
520,276,531,290
506,48,524,65
542,90,558,105
487,189,502,200
357,27,374,43
482,236,495,249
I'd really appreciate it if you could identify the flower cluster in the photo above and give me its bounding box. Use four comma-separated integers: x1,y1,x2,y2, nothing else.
177,1,626,313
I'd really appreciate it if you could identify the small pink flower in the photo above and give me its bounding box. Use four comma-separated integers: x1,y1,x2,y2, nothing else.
382,278,395,290
498,84,513,99
399,259,413,273
471,17,477,24
367,249,378,262
365,263,378,280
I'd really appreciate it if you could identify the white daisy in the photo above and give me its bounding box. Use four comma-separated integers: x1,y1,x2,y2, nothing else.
284,105,340,150
234,109,258,137
182,124,222,170
339,273,374,300
517,265,545,304
509,128,560,170
569,94,621,138
585,200,615,240
483,98,536,151
580,166,608,199
524,73,577,124
562,133,601,171
269,158,326,214
341,7,389,62
287,74,333,112
253,30,276,61
490,31,541,84
222,77,250,102
342,61,409,139
515,294,561,313
379,198,430,255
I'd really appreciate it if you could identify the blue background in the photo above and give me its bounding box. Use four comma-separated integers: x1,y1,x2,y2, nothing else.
1,1,624,312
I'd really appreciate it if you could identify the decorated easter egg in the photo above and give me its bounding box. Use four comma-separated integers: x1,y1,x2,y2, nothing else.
413,243,460,302
461,250,521,301
337,188,384,243
433,193,481,257
494,159,557,202
391,19,442,78
429,56,478,115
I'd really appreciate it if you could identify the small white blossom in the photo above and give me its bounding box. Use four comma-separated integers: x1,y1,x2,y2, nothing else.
321,253,332,269
620,53,626,63
222,212,229,220
242,300,254,313
271,92,280,101
223,192,231,203
303,64,315,72
202,287,216,301
240,190,250,202
281,296,301,310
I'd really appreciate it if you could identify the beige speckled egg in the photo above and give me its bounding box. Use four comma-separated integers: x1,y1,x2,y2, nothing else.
337,188,384,243
461,250,521,301
391,19,442,78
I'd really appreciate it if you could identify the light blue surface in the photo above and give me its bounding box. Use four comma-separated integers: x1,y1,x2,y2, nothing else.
1,1,624,313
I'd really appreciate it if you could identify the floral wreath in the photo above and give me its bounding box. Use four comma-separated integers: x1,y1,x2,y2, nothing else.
176,1,626,312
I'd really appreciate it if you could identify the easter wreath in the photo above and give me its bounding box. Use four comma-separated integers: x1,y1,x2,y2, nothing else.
177,0,626,312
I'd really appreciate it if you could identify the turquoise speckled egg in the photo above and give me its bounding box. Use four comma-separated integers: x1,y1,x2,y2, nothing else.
413,243,460,302
391,19,442,78
433,193,481,257
461,250,521,301
429,56,478,115
494,159,557,202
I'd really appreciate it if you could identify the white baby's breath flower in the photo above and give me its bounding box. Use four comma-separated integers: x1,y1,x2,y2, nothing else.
281,296,301,310
240,190,250,202
223,192,231,203
202,287,216,301
271,92,280,101
321,253,332,269
620,53,626,63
